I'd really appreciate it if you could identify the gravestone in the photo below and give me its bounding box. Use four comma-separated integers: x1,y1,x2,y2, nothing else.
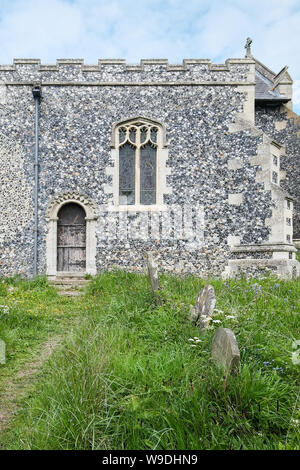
189,305,198,323
0,339,5,365
211,328,240,372
146,252,159,293
189,284,216,330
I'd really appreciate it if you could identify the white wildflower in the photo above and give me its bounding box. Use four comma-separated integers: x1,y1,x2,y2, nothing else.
202,317,211,324
0,305,9,314
292,351,300,365
212,319,222,324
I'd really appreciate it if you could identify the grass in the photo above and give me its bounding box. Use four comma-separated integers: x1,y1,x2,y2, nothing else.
0,276,82,381
0,272,299,450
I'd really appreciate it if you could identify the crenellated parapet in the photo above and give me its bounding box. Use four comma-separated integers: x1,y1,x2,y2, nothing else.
0,57,255,85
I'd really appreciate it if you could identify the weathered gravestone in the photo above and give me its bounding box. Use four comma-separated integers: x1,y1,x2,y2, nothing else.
146,252,159,293
211,328,240,373
189,284,216,330
0,339,5,365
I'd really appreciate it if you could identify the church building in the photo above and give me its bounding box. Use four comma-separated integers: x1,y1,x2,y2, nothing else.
0,41,299,279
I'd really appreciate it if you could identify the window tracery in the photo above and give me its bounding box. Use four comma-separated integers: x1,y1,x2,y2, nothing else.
117,121,159,205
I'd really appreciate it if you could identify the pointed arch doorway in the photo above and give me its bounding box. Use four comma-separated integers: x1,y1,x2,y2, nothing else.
57,203,86,272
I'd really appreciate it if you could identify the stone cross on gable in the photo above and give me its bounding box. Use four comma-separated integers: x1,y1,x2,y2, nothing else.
245,37,253,57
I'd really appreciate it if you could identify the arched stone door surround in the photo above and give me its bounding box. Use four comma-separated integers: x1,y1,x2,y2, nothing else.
46,192,98,276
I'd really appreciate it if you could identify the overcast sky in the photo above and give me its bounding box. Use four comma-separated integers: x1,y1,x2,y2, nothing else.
0,0,299,112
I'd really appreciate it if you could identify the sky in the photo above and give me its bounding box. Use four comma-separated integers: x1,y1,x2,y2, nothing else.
0,0,299,113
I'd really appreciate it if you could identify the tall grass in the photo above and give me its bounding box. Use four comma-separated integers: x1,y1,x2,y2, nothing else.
0,276,82,387
1,272,300,450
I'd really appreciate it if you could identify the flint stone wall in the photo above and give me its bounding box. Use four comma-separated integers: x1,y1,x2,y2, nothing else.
255,104,300,239
0,59,281,277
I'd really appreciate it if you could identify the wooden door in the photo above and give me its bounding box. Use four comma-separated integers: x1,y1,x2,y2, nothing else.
57,203,86,272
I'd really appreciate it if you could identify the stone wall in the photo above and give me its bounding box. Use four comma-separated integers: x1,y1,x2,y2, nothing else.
255,104,300,239
0,58,253,83
0,59,298,278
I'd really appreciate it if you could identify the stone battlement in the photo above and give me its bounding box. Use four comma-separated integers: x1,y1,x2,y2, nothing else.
0,57,255,84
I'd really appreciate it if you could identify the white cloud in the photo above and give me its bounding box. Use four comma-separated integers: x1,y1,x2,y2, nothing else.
0,0,299,112
0,0,84,61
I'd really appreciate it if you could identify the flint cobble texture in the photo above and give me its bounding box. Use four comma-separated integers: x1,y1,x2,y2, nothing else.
255,104,300,239
0,60,292,277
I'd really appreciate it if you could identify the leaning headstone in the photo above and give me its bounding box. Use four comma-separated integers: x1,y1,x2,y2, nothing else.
189,284,216,330
211,328,240,373
146,252,159,293
0,339,5,365
189,305,198,323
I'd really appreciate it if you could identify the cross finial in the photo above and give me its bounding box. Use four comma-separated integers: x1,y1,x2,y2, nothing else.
244,37,252,57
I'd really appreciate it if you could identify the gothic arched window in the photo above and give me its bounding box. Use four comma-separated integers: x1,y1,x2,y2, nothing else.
117,120,159,205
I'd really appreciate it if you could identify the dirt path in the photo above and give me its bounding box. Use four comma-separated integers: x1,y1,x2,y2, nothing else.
0,334,62,437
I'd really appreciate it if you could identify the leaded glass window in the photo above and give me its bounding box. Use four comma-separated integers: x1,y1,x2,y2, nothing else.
118,121,159,205
140,144,156,204
119,143,135,205
140,127,148,144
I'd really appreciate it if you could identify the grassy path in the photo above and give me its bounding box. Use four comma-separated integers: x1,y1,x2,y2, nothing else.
0,276,86,447
0,334,62,435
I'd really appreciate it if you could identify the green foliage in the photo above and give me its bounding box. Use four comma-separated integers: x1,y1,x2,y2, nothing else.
1,272,300,450
0,276,79,383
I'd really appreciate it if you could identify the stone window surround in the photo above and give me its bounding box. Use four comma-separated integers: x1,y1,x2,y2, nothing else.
118,122,158,206
107,116,171,212
46,192,98,276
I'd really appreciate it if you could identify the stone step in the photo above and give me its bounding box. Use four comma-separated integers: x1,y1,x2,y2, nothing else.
57,290,83,297
55,285,84,291
49,276,91,297
49,279,89,286
52,272,88,279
